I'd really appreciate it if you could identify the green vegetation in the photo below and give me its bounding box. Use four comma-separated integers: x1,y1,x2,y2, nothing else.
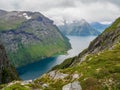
0,10,71,68
28,43,120,90
1,65,19,84
52,57,76,70
2,41,120,89
58,43,120,90
52,48,88,70
8,39,70,67
2,10,120,90
0,17,25,31
3,83,29,90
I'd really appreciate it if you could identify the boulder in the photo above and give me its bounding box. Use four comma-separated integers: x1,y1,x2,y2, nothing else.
48,71,68,80
62,81,82,90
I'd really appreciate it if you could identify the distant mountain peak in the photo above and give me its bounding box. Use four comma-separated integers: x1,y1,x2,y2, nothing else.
59,19,100,36
90,21,110,32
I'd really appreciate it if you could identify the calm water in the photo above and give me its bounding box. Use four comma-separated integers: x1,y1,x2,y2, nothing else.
17,36,96,80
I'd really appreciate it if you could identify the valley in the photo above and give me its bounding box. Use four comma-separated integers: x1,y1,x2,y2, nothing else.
2,17,120,90
0,0,120,89
17,36,96,80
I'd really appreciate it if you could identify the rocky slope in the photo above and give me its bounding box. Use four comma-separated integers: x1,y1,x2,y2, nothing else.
0,9,71,67
0,39,19,84
59,19,100,36
1,17,120,90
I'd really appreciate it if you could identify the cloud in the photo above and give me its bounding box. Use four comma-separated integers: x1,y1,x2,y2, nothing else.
80,0,120,6
0,0,120,25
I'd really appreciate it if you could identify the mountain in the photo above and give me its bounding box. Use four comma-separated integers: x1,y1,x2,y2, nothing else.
1,17,120,90
58,19,100,36
91,22,110,32
47,17,120,89
2,18,120,89
0,39,19,84
0,9,71,67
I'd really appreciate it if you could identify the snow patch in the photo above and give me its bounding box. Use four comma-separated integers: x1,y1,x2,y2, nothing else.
23,13,31,20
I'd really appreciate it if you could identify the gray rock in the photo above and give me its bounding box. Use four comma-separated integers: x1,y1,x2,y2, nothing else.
62,81,82,90
72,74,79,79
42,83,49,88
21,80,32,85
48,70,68,80
48,71,56,78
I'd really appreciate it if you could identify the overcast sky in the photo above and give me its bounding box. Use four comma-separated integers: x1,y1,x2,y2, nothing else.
0,0,120,25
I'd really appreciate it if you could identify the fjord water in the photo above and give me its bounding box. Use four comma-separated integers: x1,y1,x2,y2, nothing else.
17,36,96,80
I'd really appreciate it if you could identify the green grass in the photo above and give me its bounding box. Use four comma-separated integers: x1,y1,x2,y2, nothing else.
0,17,26,31
59,43,120,90
29,43,120,90
3,83,29,90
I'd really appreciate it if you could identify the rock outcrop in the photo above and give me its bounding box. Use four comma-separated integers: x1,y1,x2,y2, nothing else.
62,81,82,90
48,70,68,80
0,39,19,84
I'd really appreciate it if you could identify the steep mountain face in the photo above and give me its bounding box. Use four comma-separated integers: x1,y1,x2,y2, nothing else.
0,39,19,84
59,19,100,36
0,10,71,67
55,17,120,68
1,18,120,90
91,22,110,32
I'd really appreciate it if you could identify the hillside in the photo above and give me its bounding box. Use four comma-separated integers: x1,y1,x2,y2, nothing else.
0,9,71,67
2,17,120,90
0,39,19,84
49,17,120,89
59,19,100,36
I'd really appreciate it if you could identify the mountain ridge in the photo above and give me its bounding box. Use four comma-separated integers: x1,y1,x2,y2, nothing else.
58,19,100,36
0,9,71,67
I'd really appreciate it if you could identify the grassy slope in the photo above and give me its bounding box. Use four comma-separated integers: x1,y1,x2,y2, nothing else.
20,42,119,90
0,17,25,31
59,44,120,90
2,44,120,90
8,39,70,67
27,18,120,90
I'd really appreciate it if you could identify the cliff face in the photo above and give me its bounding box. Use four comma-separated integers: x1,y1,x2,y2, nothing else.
0,40,18,84
0,10,71,67
59,19,100,36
